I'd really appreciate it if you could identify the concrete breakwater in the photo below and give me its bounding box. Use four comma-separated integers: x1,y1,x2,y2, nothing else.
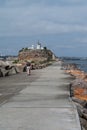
62,62,87,130
0,61,81,130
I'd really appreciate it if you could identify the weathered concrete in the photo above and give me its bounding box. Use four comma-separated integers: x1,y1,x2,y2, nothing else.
0,62,81,130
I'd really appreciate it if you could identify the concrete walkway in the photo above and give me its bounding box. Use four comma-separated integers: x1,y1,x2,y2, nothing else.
0,62,81,130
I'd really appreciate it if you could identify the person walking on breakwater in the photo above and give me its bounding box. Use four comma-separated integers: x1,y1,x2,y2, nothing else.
26,61,31,75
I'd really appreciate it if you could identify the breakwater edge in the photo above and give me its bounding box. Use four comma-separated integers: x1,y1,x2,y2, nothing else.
61,57,87,130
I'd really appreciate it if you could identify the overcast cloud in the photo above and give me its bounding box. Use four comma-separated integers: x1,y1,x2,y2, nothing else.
0,0,87,56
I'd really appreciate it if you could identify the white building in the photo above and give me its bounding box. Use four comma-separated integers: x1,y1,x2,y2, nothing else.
41,47,44,50
36,43,41,49
31,45,34,49
28,42,44,50
28,45,34,50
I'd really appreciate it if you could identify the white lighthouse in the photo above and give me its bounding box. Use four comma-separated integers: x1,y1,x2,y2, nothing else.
37,43,41,49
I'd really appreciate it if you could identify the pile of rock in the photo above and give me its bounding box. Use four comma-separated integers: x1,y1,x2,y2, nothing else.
72,96,87,129
62,62,87,129
16,60,53,72
62,63,87,79
70,79,87,130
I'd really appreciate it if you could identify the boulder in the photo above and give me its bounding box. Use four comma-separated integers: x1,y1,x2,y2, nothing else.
0,62,20,77
71,78,87,88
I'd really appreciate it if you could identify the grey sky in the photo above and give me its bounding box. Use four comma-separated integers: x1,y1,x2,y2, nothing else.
0,0,87,56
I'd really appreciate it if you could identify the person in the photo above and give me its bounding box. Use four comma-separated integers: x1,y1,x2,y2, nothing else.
26,62,31,75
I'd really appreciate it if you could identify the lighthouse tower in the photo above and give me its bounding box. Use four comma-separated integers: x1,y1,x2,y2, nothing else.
37,42,41,49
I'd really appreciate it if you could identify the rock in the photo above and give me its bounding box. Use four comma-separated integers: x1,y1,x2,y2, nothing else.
0,65,19,77
71,79,87,89
80,117,87,130
77,106,83,117
0,69,3,77
72,97,85,104
70,78,87,101
82,102,87,109
82,113,87,121
8,66,19,75
83,108,87,114
0,67,9,77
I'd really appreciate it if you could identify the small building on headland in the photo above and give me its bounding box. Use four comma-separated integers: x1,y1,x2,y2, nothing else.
31,45,34,50
28,42,43,50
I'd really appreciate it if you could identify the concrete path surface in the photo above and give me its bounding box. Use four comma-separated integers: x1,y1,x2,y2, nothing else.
0,62,81,130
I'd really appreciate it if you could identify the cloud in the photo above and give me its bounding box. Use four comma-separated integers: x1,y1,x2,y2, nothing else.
2,0,87,7
75,38,87,44
0,1,87,37
1,0,87,56
53,44,75,49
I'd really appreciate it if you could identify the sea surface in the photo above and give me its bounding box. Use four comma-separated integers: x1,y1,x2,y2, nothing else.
60,57,87,72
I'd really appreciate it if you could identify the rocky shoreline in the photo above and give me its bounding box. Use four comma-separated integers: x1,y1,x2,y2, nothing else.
62,62,87,130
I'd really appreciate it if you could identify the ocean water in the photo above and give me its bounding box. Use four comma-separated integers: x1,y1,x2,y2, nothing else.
60,57,87,72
